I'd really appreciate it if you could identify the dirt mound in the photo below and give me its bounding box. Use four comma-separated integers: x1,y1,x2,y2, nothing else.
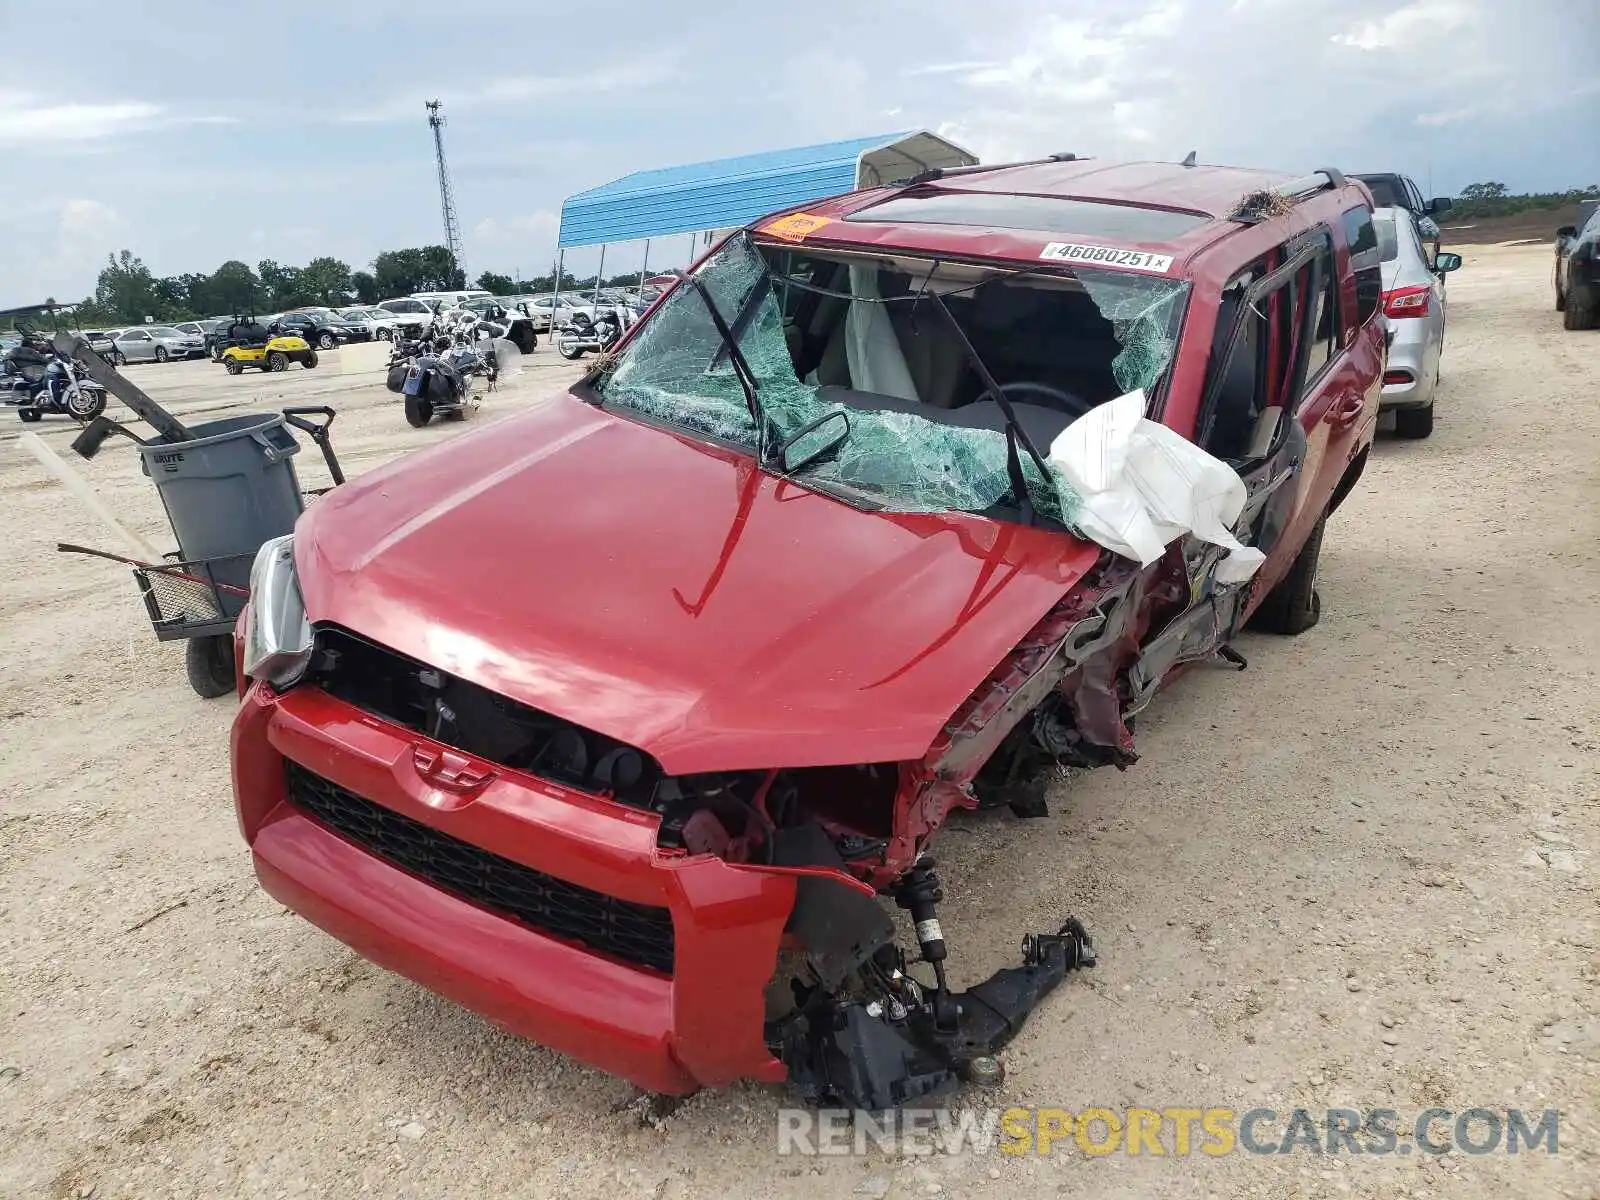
1441,202,1587,245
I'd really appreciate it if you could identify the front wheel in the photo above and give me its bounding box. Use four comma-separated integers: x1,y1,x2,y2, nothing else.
378,328,392,341
224,358,243,375
1250,515,1324,635
17,408,42,423
317,332,335,350
66,388,106,421
404,395,434,427
557,339,586,360
111,350,125,367
154,346,168,363
302,351,319,370
266,350,288,372
185,634,236,699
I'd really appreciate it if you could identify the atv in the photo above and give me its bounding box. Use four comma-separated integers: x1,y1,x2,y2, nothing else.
217,317,319,374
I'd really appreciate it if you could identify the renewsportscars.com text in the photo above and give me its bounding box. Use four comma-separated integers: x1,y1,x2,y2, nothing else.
776,1106,1560,1158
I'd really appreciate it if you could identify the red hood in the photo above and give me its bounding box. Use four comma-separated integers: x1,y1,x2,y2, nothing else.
296,396,1100,773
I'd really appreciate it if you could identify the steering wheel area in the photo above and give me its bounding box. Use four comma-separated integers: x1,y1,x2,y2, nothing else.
974,380,1095,421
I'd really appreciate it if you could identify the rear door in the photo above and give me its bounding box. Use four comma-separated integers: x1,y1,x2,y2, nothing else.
117,329,153,361
1192,227,1360,622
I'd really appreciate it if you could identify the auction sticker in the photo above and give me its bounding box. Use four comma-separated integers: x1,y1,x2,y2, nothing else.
1040,242,1175,273
761,212,833,242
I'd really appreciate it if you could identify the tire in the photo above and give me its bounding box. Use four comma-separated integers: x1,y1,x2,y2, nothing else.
185,634,236,699
267,351,288,372
516,328,538,354
154,346,168,363
1393,403,1434,439
378,328,392,341
225,358,243,375
1251,514,1324,635
1562,287,1596,331
557,339,585,360
317,332,335,350
17,408,42,423
404,395,434,427
66,388,105,421
111,350,125,367
302,351,319,370
1555,283,1566,312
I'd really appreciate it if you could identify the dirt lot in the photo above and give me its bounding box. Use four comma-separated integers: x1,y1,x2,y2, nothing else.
2,245,1597,1200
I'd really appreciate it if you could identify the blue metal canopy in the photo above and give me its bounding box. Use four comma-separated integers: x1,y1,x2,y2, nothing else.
557,131,977,249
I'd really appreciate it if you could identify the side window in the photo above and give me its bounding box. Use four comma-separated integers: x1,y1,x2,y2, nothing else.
1404,178,1426,215
1341,207,1382,326
1304,239,1339,382
1203,237,1330,460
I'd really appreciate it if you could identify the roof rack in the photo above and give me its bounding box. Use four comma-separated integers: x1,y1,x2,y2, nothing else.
897,153,1090,188
1229,167,1348,224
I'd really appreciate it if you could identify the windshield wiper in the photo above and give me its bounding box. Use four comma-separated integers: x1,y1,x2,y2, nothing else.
681,273,772,465
764,264,1055,524
919,285,1053,526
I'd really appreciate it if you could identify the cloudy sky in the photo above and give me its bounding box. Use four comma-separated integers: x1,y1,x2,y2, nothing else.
1,0,1594,302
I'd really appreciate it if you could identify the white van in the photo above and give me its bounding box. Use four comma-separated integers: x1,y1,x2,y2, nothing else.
408,289,491,310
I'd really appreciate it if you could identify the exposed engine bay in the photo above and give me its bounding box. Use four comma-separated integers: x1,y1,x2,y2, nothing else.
304,525,1245,1108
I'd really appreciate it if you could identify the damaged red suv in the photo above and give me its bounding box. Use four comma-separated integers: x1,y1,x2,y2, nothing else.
232,158,1382,1109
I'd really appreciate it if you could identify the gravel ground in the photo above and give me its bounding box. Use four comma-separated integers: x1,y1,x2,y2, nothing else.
2,244,1596,1200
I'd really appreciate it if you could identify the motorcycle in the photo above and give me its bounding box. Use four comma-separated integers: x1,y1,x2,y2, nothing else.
384,333,472,428
1,339,107,423
556,303,634,360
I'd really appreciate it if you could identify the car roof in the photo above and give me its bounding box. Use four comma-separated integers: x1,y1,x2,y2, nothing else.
753,157,1367,280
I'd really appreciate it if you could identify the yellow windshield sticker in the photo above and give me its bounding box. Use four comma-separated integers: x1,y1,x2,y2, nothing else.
761,213,833,242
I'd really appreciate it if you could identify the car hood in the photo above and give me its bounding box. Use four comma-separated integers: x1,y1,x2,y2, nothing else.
295,397,1101,774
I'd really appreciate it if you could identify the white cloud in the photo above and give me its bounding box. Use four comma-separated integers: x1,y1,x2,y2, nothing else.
338,57,682,124
0,92,239,146
1331,0,1472,50
0,94,162,144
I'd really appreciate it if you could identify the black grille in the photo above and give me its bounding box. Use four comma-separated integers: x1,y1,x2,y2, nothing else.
283,761,675,974
307,627,666,809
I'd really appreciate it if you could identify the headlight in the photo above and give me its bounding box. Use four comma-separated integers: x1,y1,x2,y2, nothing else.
243,534,312,687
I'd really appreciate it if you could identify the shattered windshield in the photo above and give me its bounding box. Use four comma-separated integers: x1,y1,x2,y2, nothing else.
593,234,1188,525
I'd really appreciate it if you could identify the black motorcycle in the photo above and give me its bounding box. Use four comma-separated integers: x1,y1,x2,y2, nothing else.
385,332,483,428
1,339,107,423
555,305,633,360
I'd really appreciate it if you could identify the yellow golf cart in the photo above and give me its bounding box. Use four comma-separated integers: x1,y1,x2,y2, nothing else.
216,316,319,374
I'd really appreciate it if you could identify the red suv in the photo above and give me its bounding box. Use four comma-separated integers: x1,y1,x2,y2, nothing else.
232,157,1381,1109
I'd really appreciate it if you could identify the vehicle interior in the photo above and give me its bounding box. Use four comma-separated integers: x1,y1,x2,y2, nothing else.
762,246,1185,452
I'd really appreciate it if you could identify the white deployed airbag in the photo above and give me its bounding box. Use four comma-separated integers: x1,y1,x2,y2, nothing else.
1046,389,1267,583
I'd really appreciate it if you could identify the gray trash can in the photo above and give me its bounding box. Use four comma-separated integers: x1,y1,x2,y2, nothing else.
138,412,307,596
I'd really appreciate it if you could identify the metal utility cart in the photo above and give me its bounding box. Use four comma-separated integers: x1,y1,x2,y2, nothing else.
50,330,345,697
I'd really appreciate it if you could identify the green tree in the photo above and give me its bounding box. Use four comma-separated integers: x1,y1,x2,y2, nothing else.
95,250,158,323
350,270,380,304
152,277,191,320
208,260,260,313
1459,181,1509,202
301,256,353,305
372,248,429,296
419,245,460,290
476,271,515,294
257,259,312,309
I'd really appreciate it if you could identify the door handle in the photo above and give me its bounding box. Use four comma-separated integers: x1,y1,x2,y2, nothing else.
1326,394,1364,429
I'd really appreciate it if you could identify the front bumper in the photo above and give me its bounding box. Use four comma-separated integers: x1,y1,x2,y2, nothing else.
231,683,796,1094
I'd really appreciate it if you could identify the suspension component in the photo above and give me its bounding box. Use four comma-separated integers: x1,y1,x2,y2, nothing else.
894,856,958,1029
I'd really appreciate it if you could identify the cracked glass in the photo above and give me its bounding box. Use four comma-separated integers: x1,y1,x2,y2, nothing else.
595,235,1188,525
